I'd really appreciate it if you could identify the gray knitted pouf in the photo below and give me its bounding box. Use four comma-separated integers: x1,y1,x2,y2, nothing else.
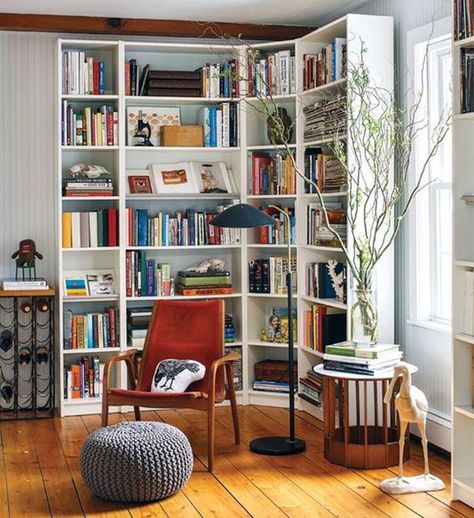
80,421,193,503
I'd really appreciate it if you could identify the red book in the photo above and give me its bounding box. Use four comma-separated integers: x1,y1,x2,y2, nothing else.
93,62,100,94
107,208,118,246
206,214,215,245
89,369,95,398
107,307,117,347
124,62,131,95
71,365,81,399
106,109,114,146
126,252,132,297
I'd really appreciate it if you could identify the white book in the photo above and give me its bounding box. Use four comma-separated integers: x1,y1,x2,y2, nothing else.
222,103,230,147
87,57,94,95
89,212,98,247
334,38,347,80
71,212,81,248
83,61,88,95
99,363,105,397
279,50,291,95
67,370,72,399
290,56,296,93
79,51,85,95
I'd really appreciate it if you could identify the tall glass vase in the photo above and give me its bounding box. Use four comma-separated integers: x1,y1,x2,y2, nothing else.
350,285,378,345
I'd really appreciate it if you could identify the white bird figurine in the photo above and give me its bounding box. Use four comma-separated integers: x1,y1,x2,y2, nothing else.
380,362,445,494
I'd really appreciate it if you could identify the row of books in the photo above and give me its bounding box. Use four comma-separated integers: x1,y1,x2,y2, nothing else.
299,369,322,407
306,261,346,301
460,48,474,113
63,308,119,350
126,206,240,247
250,153,296,195
302,38,347,91
63,176,114,197
125,253,173,297
61,102,118,146
257,206,295,245
62,51,106,95
64,356,104,400
454,0,474,40
200,61,239,98
322,342,402,376
247,50,296,97
201,103,239,147
62,209,118,248
304,148,346,194
461,268,474,335
304,98,347,142
307,202,347,247
175,269,232,296
225,314,236,344
303,305,346,353
248,257,297,294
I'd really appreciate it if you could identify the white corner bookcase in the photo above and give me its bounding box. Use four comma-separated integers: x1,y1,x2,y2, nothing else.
452,33,474,507
56,13,394,418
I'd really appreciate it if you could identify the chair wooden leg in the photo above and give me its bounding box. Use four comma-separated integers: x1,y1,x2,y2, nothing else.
208,399,216,472
134,406,141,421
226,363,240,445
101,396,109,427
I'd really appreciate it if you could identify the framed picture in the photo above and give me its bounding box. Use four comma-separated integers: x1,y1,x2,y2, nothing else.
128,175,153,194
86,272,116,296
63,275,88,297
151,162,199,194
189,161,233,194
127,107,180,147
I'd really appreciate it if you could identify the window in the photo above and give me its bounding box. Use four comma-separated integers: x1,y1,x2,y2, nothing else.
412,33,452,325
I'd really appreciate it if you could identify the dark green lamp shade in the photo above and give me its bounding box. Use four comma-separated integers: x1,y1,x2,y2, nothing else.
210,203,276,228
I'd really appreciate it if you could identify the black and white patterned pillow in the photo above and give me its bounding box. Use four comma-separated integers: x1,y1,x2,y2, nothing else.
151,359,205,393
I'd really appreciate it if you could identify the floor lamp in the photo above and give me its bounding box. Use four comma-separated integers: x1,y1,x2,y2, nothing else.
211,203,306,455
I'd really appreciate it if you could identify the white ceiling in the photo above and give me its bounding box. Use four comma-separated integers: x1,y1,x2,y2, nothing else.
0,0,369,25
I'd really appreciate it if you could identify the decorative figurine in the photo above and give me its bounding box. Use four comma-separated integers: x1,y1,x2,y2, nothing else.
11,239,43,281
132,110,153,146
69,163,111,178
380,362,445,494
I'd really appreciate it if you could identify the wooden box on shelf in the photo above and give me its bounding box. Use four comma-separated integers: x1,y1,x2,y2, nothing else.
161,125,204,147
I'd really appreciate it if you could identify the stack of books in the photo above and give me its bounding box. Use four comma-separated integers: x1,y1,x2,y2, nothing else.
62,51,106,95
175,270,232,296
127,306,152,349
253,360,297,394
125,253,173,297
2,278,49,290
303,37,347,90
303,98,347,142
64,356,104,400
322,342,403,376
248,257,297,294
62,209,118,248
246,50,296,97
307,201,347,247
250,153,296,195
225,314,236,343
299,369,323,406
304,148,346,194
63,307,119,349
257,206,295,245
63,176,114,197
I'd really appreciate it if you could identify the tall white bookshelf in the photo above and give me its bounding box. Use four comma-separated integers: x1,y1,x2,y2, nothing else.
452,25,474,507
56,13,394,418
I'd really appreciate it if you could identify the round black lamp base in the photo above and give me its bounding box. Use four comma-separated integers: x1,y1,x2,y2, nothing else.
249,436,306,456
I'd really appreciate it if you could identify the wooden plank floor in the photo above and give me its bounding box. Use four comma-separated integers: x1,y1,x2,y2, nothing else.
0,406,472,518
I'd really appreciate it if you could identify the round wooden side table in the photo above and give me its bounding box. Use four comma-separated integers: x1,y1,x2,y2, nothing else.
314,363,418,469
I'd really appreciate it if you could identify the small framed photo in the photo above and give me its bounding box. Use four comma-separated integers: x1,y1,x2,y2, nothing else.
151,162,199,194
86,272,116,296
64,275,88,297
128,175,153,194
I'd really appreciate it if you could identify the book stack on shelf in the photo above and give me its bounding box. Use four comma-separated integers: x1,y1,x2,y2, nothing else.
246,50,296,96
460,48,474,114
125,255,173,297
127,307,151,349
201,103,239,147
306,261,346,301
62,51,106,95
62,103,118,146
299,369,322,406
303,98,347,142
248,257,297,294
322,342,402,376
175,269,232,296
302,38,347,90
307,201,347,247
304,148,346,193
64,356,104,400
62,209,118,248
126,206,241,247
250,153,296,195
303,306,346,353
225,314,236,343
253,360,297,393
63,308,119,350
257,206,295,245
63,176,114,197
1,277,49,290
454,0,474,40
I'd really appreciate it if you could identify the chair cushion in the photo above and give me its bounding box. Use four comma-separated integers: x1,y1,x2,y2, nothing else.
151,359,205,393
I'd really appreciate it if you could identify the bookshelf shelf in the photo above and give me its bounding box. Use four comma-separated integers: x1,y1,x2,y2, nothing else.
64,397,102,405
300,192,348,199
455,405,474,419
299,346,324,358
454,333,474,344
300,295,347,310
63,347,121,355
57,18,393,417
454,112,474,120
454,260,474,268
454,35,474,47
62,247,120,252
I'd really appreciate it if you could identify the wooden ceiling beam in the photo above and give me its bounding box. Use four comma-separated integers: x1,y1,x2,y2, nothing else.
0,13,314,41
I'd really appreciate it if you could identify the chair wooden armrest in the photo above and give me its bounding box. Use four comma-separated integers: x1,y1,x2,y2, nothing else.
103,348,139,393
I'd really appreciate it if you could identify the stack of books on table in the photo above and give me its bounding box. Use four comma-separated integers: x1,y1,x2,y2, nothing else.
63,176,114,197
322,342,402,376
175,270,232,296
2,278,49,290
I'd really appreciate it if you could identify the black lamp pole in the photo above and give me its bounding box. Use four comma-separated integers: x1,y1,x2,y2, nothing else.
211,203,306,455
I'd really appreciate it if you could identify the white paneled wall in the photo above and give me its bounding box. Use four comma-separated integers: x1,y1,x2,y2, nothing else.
0,32,57,282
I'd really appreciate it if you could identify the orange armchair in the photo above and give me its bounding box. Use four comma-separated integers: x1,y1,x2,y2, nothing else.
101,299,240,472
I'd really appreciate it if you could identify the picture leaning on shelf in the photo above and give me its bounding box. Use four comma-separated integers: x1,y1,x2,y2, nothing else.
63,271,116,298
